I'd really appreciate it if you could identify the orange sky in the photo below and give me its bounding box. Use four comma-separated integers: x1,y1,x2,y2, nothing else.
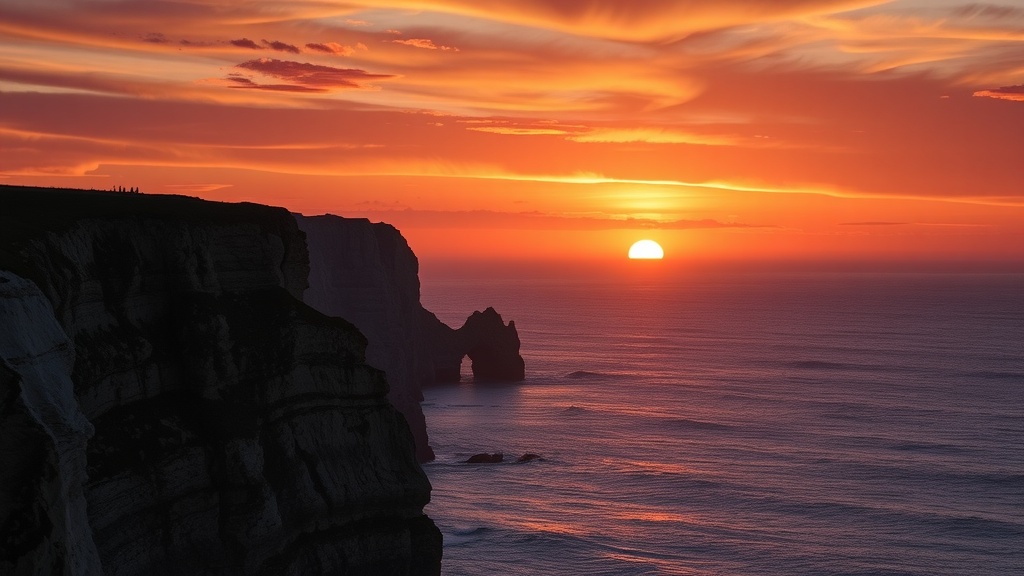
1,0,1022,268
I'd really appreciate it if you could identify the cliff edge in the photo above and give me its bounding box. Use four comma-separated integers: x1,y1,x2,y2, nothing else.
0,186,441,576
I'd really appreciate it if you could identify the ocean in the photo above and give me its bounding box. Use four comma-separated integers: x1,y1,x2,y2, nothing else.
417,268,1024,576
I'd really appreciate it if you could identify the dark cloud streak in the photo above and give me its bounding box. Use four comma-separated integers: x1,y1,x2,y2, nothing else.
263,39,300,54
225,75,324,93
230,38,261,49
306,43,336,53
234,59,393,90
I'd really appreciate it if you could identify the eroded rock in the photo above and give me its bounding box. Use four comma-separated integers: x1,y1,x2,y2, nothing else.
426,307,525,384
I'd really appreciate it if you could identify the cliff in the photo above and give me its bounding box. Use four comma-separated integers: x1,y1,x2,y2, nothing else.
296,215,526,461
0,187,440,576
297,215,436,462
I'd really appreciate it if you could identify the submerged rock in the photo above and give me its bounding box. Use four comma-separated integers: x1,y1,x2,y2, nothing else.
465,452,504,464
516,453,542,463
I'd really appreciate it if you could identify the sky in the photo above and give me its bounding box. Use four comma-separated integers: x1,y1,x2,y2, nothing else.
1,0,1022,268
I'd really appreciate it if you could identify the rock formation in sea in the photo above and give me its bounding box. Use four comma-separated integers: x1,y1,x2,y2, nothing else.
0,186,441,576
464,453,504,464
424,307,526,383
296,214,526,461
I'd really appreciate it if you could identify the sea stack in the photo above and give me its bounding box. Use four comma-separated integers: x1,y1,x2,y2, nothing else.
425,307,526,383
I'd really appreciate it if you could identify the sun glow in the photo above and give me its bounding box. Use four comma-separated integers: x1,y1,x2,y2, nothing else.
628,239,664,260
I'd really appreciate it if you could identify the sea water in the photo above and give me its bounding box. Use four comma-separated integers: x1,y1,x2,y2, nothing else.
418,269,1024,576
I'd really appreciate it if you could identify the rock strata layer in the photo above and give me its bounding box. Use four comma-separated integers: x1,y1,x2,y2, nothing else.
0,187,441,576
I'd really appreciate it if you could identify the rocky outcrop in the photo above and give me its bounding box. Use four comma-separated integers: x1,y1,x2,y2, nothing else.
0,187,440,576
425,307,525,383
297,215,436,462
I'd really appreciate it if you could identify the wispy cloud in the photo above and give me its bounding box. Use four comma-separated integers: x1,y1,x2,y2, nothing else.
840,221,909,226
566,128,740,146
973,85,1024,103
163,183,234,193
466,126,572,136
338,208,769,230
951,3,1024,20
363,0,886,42
392,38,460,51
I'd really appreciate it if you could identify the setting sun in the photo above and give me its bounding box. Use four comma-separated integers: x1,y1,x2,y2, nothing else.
628,240,664,260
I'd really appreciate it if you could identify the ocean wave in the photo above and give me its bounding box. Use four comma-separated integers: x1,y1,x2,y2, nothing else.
780,359,926,375
771,493,1024,541
889,441,962,453
921,512,1024,540
662,416,731,431
564,369,656,381
959,472,1024,489
443,526,491,547
565,370,613,380
972,370,1024,381
785,360,860,371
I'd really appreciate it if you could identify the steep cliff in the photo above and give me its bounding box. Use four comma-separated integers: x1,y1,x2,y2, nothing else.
297,215,436,462
0,187,440,576
296,215,527,463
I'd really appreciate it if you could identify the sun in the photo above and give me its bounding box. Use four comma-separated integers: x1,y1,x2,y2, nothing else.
628,239,664,260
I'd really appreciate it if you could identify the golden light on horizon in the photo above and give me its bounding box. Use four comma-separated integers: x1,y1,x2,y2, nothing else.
628,239,664,260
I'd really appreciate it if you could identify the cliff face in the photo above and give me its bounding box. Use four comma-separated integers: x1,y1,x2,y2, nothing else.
298,215,436,462
0,188,440,576
297,215,527,462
